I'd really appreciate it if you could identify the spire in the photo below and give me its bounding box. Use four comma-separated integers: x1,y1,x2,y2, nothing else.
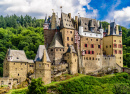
45,14,48,23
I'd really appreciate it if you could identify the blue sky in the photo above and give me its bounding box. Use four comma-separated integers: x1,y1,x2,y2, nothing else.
0,0,130,28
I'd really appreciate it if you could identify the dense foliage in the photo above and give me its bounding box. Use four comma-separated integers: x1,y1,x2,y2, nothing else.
28,78,47,94
50,73,130,94
102,22,130,68
10,73,130,94
0,14,44,29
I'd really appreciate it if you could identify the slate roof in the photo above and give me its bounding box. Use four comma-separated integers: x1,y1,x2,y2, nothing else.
66,45,76,53
60,12,75,29
110,22,116,35
79,17,99,32
34,45,51,62
49,32,64,48
7,49,34,63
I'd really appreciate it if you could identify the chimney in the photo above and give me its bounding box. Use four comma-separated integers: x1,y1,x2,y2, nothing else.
108,25,110,35
68,13,71,19
116,25,119,35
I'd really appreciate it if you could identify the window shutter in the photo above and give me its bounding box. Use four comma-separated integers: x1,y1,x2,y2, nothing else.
100,45,101,48
121,45,122,48
86,50,88,54
113,44,114,47
84,44,85,47
87,44,88,47
90,51,92,54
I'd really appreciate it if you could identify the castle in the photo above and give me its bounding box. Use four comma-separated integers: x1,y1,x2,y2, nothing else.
0,11,123,87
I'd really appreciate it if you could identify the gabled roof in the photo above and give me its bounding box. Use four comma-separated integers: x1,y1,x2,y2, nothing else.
34,45,51,62
49,32,64,48
60,12,75,29
7,49,34,63
66,45,76,53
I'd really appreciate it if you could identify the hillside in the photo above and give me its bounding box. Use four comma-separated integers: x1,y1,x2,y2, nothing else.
7,73,130,94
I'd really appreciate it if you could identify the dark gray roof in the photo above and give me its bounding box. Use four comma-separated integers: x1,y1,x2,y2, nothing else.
110,22,116,35
79,17,99,32
60,12,75,29
66,45,76,53
34,45,51,62
49,32,64,48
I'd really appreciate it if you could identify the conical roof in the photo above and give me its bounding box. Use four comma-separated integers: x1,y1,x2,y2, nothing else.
49,32,64,48
34,45,51,62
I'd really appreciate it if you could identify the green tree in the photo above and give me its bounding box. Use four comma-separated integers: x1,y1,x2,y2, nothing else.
28,78,47,94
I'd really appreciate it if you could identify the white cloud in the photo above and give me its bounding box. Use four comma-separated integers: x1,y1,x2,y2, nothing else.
114,7,130,22
103,0,130,28
0,0,98,19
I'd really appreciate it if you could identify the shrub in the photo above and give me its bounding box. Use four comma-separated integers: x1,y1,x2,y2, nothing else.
28,78,47,94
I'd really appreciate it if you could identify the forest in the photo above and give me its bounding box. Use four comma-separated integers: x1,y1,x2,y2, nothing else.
0,15,130,77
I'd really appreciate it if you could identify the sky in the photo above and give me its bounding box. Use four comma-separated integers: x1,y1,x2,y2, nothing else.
0,0,130,28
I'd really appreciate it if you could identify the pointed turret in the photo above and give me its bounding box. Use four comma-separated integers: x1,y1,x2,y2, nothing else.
43,14,49,30
44,14,48,23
